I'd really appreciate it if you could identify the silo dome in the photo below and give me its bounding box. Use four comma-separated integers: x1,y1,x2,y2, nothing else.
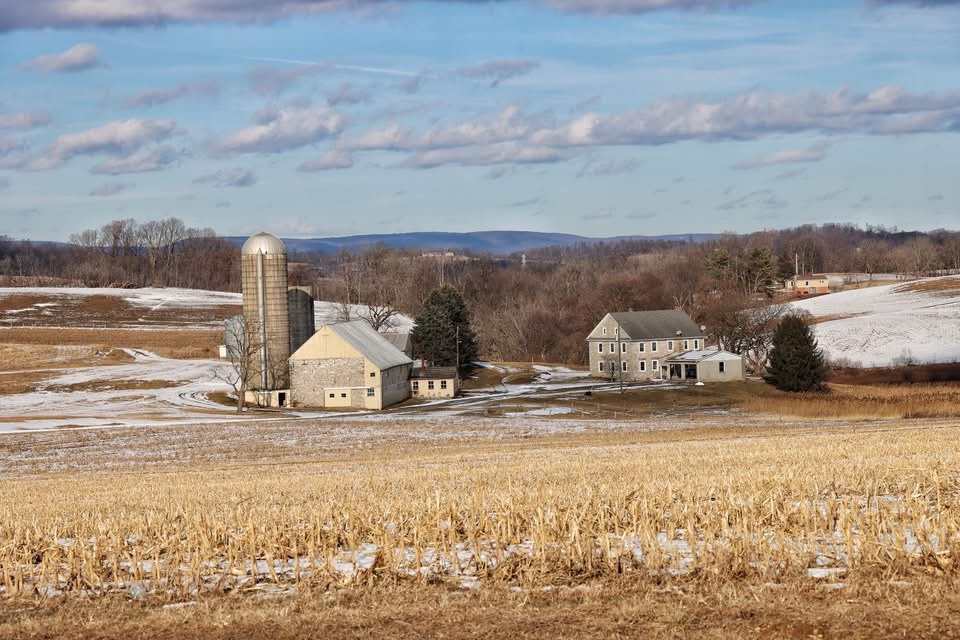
241,232,286,256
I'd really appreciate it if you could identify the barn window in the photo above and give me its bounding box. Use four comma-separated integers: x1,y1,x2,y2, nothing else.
428,381,435,390
328,393,335,399
441,380,448,389
367,387,375,397
719,361,726,373
341,393,347,398
369,371,376,377
412,381,419,391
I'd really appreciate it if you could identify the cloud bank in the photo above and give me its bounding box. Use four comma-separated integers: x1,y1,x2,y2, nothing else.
20,43,102,72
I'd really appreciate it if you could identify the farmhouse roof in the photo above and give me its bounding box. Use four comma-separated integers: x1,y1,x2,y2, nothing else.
590,310,704,341
411,366,458,379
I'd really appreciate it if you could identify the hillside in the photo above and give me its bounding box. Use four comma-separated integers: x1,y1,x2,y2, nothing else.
226,230,718,255
789,276,960,367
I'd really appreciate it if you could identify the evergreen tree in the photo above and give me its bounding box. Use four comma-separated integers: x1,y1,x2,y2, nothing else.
765,315,826,391
410,285,477,370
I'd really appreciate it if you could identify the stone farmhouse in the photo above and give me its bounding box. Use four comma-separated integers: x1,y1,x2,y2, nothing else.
289,320,413,410
587,310,744,383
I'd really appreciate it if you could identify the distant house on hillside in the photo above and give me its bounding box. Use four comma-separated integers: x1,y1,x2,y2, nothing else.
784,274,830,295
587,310,708,382
289,320,412,410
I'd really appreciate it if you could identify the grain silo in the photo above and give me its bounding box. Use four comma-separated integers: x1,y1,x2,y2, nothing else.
241,232,290,392
287,286,316,355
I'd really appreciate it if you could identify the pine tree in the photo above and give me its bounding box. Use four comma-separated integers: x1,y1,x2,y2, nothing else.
766,315,826,391
410,285,477,370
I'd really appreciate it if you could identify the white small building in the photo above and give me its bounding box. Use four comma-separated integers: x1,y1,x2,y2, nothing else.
663,348,745,382
410,366,459,399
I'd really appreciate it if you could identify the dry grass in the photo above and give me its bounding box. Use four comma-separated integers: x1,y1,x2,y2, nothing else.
743,382,960,419
2,419,959,603
896,277,960,293
0,292,240,327
0,327,221,360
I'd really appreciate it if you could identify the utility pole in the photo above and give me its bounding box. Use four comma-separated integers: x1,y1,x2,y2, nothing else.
455,324,460,372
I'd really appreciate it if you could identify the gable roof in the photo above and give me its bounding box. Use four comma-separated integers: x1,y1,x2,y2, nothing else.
382,331,412,355
292,320,413,370
589,310,704,341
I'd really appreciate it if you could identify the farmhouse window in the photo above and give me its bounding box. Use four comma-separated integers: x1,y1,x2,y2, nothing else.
598,343,603,353
667,340,674,350
428,381,435,390
694,339,700,349
639,361,646,372
602,327,607,336
639,342,645,352
719,362,726,373
683,340,689,350
366,388,375,397
598,362,604,372
621,343,627,353
652,360,659,371
651,342,658,352
622,361,628,372
609,343,615,352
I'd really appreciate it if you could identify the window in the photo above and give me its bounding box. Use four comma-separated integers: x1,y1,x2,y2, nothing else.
621,343,627,353
602,327,607,336
366,387,375,397
412,381,419,391
609,343,615,352
652,360,659,371
694,339,700,350
639,361,646,372
328,393,335,399
428,381,435,390
651,342,658,352
638,342,645,352
341,393,347,398
719,361,726,374
667,340,674,351
621,361,628,372
598,343,603,353
683,340,689,350
598,361,604,372
440,380,448,389
369,371,376,378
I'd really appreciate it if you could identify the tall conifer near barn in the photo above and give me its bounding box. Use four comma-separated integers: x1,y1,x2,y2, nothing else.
411,285,477,370
766,315,826,391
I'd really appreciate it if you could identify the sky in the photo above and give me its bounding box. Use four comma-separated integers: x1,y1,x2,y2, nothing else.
0,0,958,241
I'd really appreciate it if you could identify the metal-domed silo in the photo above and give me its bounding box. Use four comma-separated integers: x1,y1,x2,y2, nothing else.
241,232,290,391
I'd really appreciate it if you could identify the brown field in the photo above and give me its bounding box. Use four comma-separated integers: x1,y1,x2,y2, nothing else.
0,327,221,362
897,277,960,293
2,415,960,638
0,292,240,327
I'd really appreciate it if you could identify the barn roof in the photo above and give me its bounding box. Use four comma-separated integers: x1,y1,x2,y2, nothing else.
329,320,413,370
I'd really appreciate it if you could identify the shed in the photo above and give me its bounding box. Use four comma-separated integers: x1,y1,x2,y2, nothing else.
410,366,459,399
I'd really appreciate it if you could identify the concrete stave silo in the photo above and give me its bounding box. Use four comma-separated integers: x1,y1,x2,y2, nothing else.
241,232,290,391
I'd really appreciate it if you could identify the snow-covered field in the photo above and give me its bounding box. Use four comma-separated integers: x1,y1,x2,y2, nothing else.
789,276,960,367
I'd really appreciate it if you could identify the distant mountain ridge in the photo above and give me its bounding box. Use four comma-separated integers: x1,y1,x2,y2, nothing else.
227,231,719,255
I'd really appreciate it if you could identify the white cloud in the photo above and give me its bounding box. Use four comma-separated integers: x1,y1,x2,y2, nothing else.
298,148,354,171
122,81,220,108
402,142,568,168
23,119,175,171
0,110,51,130
733,142,829,169
216,105,344,154
91,145,182,174
20,43,102,72
193,167,258,187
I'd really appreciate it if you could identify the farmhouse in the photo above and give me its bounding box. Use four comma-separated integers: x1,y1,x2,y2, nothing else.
784,274,830,295
663,348,745,382
587,310,707,381
289,320,413,410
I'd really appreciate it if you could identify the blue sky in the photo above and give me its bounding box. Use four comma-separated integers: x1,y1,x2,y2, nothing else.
0,0,958,241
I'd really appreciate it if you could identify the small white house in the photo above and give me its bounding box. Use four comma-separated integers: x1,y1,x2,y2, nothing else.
663,348,745,382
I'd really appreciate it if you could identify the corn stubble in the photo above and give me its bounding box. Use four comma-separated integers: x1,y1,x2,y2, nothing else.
1,423,958,600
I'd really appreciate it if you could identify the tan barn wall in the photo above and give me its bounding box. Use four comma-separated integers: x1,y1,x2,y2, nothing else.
289,357,364,407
